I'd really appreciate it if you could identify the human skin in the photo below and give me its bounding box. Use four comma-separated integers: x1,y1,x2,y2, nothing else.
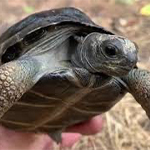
0,115,103,150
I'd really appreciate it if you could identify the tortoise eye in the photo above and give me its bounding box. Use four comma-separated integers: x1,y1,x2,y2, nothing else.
23,28,47,45
104,45,118,57
1,44,21,63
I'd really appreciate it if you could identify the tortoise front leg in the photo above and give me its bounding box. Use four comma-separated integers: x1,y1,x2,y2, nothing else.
0,59,40,118
122,68,150,119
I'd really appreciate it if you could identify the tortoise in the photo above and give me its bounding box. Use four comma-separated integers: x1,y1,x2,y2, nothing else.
0,7,149,143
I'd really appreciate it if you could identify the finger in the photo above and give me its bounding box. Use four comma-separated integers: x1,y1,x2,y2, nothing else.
66,115,103,135
0,125,53,150
60,133,82,147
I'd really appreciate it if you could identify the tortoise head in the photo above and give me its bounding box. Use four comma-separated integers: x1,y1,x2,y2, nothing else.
72,33,138,76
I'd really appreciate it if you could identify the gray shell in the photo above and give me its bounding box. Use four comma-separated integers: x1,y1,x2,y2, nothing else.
0,7,113,55
0,7,125,142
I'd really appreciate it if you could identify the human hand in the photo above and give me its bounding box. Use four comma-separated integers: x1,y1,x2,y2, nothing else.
0,115,103,150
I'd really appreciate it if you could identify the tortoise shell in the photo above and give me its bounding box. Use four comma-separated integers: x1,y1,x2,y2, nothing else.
0,7,113,55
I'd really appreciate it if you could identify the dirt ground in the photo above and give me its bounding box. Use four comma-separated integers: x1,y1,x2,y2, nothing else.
0,0,150,150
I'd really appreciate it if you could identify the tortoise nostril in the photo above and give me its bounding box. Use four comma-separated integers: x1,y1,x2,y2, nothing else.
130,60,134,64
128,53,137,65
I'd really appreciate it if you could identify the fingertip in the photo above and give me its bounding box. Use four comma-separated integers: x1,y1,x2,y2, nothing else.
60,133,82,147
66,115,103,135
87,115,104,135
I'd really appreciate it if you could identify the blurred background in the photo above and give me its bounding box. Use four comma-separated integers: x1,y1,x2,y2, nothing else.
0,0,150,149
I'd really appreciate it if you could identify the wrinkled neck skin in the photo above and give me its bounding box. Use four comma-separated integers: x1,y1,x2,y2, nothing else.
71,38,112,83
71,35,103,73
71,40,99,73
121,68,150,120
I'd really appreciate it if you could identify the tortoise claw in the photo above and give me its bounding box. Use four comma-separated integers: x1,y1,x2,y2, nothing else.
49,130,62,143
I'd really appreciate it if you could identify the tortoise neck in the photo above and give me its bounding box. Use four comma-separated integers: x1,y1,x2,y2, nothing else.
71,41,100,73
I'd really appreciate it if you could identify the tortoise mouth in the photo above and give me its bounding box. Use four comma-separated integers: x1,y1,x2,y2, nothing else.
107,68,132,77
95,65,133,77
